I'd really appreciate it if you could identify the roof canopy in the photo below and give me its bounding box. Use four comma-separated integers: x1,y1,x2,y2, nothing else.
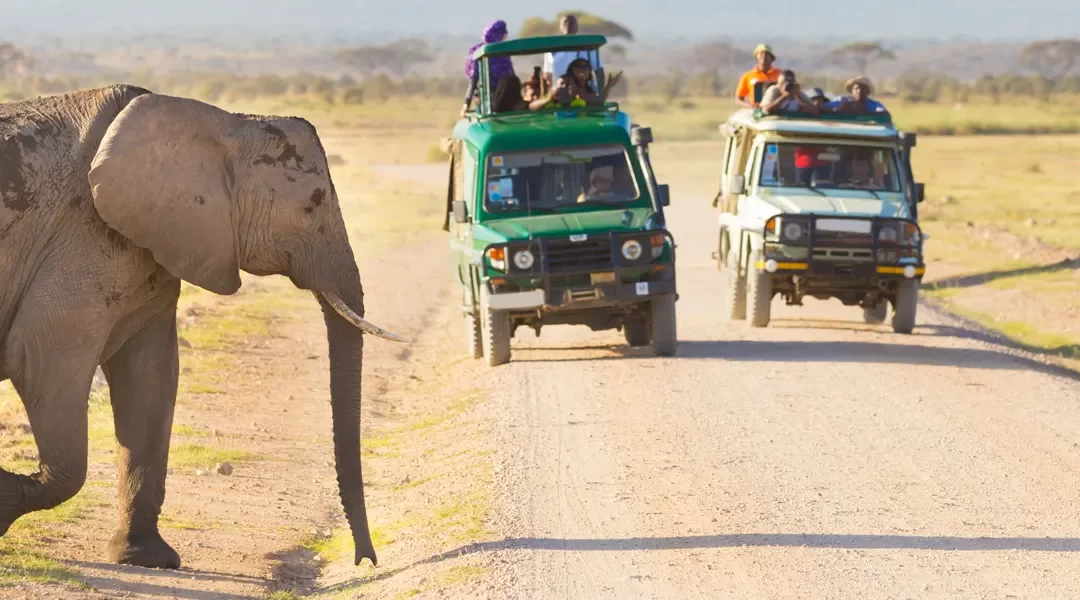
472,34,607,60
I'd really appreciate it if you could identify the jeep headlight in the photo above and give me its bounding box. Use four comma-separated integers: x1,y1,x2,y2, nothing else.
782,221,805,242
621,239,643,261
878,226,899,243
512,248,535,271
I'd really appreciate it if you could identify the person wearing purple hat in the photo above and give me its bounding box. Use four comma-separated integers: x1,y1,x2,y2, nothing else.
461,20,514,117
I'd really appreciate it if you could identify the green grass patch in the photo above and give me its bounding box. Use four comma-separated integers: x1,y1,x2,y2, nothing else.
160,516,202,531
168,444,256,469
266,591,300,600
173,424,212,437
0,549,85,589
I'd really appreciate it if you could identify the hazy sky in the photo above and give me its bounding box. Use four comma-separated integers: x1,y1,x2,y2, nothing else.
3,0,1077,40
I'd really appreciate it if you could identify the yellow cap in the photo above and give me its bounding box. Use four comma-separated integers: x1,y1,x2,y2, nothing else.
754,43,775,58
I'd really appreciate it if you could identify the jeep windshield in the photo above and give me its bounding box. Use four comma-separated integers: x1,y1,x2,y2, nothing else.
483,145,640,213
759,142,902,193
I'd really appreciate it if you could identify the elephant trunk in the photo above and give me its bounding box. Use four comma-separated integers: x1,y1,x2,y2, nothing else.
317,282,382,567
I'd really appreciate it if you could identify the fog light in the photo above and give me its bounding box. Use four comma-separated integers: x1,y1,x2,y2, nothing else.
903,265,917,279
764,259,779,273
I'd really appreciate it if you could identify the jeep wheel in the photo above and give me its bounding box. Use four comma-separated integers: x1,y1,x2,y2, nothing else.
649,294,678,357
480,290,511,366
623,316,650,347
892,279,919,334
862,299,888,325
746,248,772,328
719,232,747,320
464,311,483,359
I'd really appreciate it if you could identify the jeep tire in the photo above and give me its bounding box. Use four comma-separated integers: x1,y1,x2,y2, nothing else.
719,231,747,320
623,316,650,347
464,290,483,359
892,279,919,334
480,289,511,366
746,248,772,328
649,294,677,357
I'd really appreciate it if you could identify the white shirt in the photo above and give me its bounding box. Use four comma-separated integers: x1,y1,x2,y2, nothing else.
542,49,603,79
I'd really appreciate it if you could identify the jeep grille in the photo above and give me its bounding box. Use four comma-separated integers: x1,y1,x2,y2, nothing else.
545,237,613,272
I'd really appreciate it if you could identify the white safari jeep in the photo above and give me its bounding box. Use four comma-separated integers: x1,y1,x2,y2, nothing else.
713,109,926,333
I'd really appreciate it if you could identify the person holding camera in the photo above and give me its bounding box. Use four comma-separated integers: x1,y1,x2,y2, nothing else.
759,70,818,115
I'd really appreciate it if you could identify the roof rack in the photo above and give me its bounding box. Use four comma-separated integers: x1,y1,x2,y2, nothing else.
465,102,620,123
750,108,895,128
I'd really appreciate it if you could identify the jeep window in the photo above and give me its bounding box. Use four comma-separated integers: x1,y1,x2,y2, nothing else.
759,143,901,193
484,145,640,213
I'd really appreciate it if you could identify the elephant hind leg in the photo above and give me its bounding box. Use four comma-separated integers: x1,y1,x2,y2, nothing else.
101,306,181,570
0,362,93,535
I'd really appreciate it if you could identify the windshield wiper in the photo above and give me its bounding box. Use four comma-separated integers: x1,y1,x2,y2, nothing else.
800,184,828,197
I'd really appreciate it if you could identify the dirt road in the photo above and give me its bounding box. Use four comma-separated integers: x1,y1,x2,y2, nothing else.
458,170,1080,598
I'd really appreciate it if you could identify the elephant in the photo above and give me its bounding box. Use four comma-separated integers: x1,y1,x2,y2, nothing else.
0,84,403,569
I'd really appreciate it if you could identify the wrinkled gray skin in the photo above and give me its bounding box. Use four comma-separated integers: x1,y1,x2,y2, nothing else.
0,84,387,569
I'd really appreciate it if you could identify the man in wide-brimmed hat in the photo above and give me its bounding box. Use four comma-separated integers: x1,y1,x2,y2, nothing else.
830,76,889,114
735,43,781,108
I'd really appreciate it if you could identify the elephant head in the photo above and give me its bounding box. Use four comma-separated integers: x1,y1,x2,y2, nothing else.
87,93,401,566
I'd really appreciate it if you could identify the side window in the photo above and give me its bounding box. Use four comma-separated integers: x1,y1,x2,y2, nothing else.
721,136,735,178
745,145,762,188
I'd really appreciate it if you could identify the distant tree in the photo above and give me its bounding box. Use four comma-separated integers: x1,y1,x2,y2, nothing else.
827,41,895,76
519,11,634,40
335,38,434,75
0,42,34,80
974,74,1001,104
1019,39,1080,79
685,40,741,74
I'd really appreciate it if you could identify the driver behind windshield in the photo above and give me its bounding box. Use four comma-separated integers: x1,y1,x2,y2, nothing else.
577,165,613,202
845,152,884,189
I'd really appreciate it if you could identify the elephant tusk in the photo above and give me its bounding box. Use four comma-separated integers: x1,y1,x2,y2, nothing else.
319,292,408,343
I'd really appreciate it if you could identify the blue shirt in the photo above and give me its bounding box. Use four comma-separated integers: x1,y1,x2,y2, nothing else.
826,96,887,112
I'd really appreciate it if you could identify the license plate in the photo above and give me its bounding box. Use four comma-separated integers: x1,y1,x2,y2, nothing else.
816,218,872,234
590,272,615,284
636,282,649,296
569,234,588,242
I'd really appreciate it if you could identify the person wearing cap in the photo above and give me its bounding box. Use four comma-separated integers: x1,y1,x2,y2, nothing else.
807,87,830,110
735,43,782,108
828,77,889,115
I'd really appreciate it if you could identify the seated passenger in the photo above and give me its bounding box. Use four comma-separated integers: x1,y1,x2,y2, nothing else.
759,70,818,115
492,75,530,113
807,87,830,110
532,58,623,109
828,77,889,115
735,44,782,108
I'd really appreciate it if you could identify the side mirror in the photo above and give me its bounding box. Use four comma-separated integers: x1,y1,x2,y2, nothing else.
657,184,670,207
900,131,918,149
452,200,468,223
631,126,653,146
729,174,746,196
914,183,925,203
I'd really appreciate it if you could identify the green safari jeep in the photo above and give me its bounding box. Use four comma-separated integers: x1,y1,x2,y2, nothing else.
443,35,677,366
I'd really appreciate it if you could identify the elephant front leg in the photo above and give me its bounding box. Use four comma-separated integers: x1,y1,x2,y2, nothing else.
0,363,93,536
101,308,181,569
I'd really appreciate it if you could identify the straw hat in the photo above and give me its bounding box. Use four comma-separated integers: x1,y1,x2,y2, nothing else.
845,76,874,94
753,43,776,60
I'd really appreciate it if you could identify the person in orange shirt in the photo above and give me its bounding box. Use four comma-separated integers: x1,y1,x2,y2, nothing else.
735,44,782,107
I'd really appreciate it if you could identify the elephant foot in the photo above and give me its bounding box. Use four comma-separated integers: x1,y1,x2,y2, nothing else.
107,530,181,569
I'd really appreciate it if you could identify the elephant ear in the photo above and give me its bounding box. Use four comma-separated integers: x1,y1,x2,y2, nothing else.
89,94,242,295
